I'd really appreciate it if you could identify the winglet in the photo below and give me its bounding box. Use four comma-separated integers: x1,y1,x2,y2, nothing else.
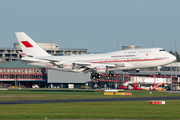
15,32,50,56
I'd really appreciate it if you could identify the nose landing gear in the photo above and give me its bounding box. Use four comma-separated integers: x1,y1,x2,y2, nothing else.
156,66,161,75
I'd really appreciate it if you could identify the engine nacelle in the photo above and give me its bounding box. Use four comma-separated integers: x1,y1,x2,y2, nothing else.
62,63,76,70
96,66,109,73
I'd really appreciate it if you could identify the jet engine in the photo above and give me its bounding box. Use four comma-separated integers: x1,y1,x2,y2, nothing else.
96,66,109,73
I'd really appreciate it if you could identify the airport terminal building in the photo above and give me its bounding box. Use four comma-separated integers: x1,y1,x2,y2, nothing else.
0,61,47,88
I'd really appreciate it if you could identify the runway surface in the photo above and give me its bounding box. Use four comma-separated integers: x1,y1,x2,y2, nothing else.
0,96,180,104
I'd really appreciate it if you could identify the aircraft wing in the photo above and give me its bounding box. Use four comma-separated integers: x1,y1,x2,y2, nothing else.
20,54,133,74
74,62,92,66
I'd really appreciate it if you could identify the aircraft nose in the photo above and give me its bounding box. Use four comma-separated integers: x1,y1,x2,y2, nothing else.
170,54,176,62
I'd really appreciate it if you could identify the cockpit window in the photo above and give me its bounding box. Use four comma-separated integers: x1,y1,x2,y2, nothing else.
159,49,165,51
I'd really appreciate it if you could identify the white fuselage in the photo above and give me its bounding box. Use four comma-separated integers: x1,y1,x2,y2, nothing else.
25,48,176,72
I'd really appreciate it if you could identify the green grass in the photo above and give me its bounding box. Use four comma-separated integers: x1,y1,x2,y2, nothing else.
0,89,180,119
0,89,179,101
0,100,180,119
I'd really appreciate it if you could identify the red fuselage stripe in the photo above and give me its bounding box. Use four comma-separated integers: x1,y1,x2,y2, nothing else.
90,58,167,63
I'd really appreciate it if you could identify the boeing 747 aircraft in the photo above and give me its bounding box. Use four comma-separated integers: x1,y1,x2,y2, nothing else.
15,32,176,79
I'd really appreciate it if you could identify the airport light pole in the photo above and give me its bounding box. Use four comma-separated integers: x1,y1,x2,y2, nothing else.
171,62,172,91
117,38,119,50
174,39,177,76
50,37,53,55
151,36,154,48
66,37,68,54
122,72,124,84
9,35,12,62
171,44,173,90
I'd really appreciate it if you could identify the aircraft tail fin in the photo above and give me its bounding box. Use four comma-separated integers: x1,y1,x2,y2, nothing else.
15,32,50,56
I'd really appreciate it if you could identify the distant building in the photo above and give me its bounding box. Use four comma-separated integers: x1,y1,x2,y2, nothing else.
122,45,140,50
0,43,87,63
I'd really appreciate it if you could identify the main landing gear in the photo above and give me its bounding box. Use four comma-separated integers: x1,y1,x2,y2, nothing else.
90,73,101,80
90,71,115,80
108,71,115,80
156,66,161,75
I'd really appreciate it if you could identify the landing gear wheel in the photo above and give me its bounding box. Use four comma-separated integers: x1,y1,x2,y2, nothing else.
109,71,115,77
156,72,161,75
90,73,100,80
108,71,115,80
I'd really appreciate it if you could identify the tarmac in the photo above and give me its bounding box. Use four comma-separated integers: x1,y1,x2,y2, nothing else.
165,91,180,94
0,96,180,104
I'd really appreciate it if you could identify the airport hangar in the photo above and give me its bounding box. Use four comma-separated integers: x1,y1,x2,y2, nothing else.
0,43,180,89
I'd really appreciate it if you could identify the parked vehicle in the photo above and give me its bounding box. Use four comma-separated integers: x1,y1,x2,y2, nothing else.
133,83,143,90
81,86,89,89
116,85,128,90
32,84,39,88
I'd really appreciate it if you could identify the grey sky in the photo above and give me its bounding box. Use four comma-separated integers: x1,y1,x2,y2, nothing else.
0,0,180,53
